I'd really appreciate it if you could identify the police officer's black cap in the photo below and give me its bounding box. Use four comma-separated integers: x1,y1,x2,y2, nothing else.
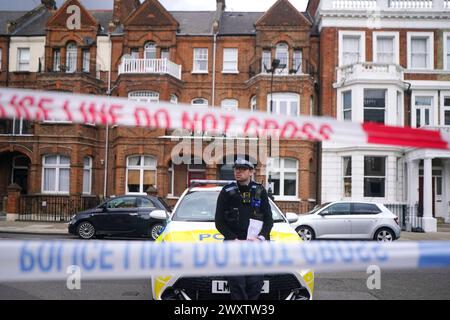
233,158,255,170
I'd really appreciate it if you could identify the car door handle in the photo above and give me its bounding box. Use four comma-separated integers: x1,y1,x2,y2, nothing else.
130,213,138,216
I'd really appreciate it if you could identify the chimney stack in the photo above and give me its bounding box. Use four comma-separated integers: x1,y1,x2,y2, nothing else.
41,0,56,10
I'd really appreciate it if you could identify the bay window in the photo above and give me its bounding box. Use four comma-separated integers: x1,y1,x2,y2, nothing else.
364,157,386,198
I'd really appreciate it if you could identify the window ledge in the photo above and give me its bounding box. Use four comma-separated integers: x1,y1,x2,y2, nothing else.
191,71,209,74
273,197,300,202
222,70,239,74
166,196,180,200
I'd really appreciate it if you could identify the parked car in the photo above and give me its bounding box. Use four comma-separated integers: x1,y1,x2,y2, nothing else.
290,201,401,242
152,181,314,300
68,195,171,240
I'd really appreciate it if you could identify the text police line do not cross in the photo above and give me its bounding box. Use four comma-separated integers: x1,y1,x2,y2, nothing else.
0,88,449,150
1,241,450,282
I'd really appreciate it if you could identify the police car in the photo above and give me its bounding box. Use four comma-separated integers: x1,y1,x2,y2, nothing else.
151,180,314,300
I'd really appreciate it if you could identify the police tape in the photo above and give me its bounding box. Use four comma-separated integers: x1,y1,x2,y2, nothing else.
0,87,449,150
0,240,449,282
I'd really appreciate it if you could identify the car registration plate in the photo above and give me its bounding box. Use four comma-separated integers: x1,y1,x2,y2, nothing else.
212,280,269,294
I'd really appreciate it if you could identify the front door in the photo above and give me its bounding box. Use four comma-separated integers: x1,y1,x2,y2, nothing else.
419,177,436,218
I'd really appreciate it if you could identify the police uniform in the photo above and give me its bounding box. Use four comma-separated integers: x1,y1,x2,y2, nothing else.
215,159,273,300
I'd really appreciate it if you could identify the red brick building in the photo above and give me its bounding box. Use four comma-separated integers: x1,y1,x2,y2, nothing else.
0,0,320,220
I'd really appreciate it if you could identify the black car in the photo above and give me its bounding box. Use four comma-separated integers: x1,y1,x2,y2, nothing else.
68,195,171,240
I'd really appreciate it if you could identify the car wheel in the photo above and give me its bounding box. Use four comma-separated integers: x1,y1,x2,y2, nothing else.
150,223,164,241
77,221,96,240
296,226,315,242
374,228,395,243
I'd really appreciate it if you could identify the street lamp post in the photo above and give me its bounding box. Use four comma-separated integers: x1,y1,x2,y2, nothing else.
264,59,285,200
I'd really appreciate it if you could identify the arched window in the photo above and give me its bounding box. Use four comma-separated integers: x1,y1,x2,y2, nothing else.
126,155,157,194
66,42,77,73
275,43,289,74
128,91,159,103
221,99,238,112
144,42,156,60
170,94,178,104
191,98,208,107
251,96,257,112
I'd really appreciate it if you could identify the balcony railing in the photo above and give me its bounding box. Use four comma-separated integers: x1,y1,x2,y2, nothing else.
323,0,450,11
336,62,404,85
118,58,182,80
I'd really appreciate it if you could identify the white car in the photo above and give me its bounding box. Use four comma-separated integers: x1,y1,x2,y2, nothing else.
151,180,315,300
290,201,401,242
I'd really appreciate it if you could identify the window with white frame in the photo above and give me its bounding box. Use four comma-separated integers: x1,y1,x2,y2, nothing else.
375,35,395,64
53,49,61,71
262,50,271,73
128,91,159,103
168,164,174,196
310,96,314,116
364,156,386,198
126,155,157,194
18,48,30,71
267,93,299,116
293,50,302,74
144,42,156,60
364,89,386,124
170,94,178,104
82,156,92,195
445,33,450,70
342,91,352,120
343,156,352,197
408,33,434,69
223,48,238,73
191,98,208,106
221,99,238,112
250,96,257,112
131,49,139,59
275,43,288,74
161,48,169,60
341,34,362,65
414,96,433,128
193,48,208,73
42,155,70,194
82,49,90,72
443,96,450,126
0,117,32,135
267,158,298,198
66,42,77,73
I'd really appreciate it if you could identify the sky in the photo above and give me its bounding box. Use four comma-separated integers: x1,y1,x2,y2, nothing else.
0,0,308,12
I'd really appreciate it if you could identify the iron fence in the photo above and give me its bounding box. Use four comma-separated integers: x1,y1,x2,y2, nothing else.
18,195,101,222
275,201,315,215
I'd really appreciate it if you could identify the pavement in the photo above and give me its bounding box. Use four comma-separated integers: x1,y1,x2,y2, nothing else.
0,215,450,240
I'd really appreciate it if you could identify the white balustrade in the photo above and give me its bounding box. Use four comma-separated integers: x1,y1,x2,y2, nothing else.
118,58,182,80
325,0,448,10
336,62,404,84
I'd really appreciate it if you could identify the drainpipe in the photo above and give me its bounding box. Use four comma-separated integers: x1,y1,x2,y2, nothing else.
212,28,218,107
104,32,112,199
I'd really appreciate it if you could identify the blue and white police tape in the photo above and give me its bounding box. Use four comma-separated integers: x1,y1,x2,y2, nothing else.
0,240,449,282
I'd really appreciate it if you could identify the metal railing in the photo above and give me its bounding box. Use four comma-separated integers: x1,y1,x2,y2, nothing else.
18,195,101,222
118,58,182,80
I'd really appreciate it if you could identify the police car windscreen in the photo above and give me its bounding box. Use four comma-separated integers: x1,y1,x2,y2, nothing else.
172,191,285,222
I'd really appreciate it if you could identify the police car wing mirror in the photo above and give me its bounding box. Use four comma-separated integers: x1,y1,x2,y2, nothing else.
150,209,168,220
319,210,329,216
286,212,298,224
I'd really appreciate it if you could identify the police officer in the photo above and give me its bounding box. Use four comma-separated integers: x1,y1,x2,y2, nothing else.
215,158,273,300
